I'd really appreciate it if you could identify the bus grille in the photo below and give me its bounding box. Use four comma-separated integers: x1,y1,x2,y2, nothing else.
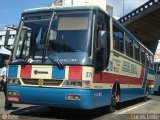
22,79,63,86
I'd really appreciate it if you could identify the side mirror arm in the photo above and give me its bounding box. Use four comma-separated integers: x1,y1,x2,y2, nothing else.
4,30,13,51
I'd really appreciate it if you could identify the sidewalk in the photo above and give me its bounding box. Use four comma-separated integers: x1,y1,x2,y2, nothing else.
0,91,8,115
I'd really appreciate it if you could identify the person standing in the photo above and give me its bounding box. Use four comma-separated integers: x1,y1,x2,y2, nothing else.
0,57,12,110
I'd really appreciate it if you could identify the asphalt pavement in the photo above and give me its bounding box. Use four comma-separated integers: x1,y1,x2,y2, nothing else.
0,90,160,120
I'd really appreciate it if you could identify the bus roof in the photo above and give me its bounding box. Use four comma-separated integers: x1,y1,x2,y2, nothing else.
23,6,100,14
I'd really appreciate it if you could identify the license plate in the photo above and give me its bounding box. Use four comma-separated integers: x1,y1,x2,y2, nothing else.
8,96,19,102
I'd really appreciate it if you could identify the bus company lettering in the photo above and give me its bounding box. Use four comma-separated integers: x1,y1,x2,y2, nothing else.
60,59,77,62
34,70,48,75
114,67,119,73
122,61,137,75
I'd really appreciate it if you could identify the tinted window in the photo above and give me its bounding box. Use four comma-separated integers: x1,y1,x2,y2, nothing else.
125,35,133,58
141,49,145,65
134,42,140,61
113,23,124,53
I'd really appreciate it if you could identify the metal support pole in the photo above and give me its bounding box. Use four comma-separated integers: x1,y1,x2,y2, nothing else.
123,0,124,16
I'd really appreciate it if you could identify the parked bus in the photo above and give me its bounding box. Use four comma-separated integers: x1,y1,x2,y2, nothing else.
154,62,160,93
5,6,155,112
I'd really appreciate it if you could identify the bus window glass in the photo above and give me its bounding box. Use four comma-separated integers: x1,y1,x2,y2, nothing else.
154,63,157,73
146,53,150,68
150,55,154,69
134,42,140,61
16,29,31,58
14,10,93,65
141,48,145,65
157,64,160,74
125,35,133,58
113,23,124,53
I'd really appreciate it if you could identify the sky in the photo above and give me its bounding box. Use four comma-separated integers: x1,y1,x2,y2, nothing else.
0,0,53,29
107,0,149,17
0,0,149,29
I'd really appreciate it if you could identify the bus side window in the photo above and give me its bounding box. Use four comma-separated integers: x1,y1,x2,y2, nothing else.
125,35,133,58
134,42,140,61
141,48,145,65
150,55,154,69
113,23,124,53
0,58,3,68
157,64,160,74
146,52,150,68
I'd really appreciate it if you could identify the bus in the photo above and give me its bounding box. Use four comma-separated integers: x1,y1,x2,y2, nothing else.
154,62,160,94
5,6,155,112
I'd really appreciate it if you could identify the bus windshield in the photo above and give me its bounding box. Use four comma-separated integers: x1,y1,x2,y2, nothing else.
14,10,93,65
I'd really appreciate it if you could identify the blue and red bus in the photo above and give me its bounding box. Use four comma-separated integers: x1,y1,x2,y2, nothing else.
5,6,155,112
154,62,160,94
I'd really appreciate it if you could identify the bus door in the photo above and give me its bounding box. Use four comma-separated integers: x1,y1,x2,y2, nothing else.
142,68,148,89
94,11,110,84
142,53,150,91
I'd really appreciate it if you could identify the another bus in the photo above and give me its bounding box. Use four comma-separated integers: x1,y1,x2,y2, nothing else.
154,62,160,94
5,6,155,112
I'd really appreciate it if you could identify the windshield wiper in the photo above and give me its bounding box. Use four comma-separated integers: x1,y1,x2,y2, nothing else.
48,46,64,68
43,11,56,62
43,11,64,68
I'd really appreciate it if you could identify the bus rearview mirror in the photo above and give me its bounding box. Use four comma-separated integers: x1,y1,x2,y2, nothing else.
4,30,13,51
4,26,17,51
98,31,107,49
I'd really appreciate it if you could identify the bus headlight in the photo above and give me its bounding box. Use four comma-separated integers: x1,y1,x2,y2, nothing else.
82,81,91,88
7,78,21,85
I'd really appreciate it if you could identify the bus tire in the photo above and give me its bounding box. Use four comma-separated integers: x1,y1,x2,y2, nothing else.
109,82,120,113
144,84,149,101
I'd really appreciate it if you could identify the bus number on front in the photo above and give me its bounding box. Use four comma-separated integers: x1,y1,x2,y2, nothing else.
86,72,92,78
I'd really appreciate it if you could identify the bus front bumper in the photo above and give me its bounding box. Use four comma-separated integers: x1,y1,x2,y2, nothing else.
7,86,111,109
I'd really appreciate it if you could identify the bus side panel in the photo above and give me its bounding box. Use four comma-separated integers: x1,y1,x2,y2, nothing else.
120,88,144,102
93,72,146,102
147,69,155,94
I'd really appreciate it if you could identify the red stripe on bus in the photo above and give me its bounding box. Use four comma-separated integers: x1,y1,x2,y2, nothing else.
93,72,143,85
20,65,32,78
69,66,82,80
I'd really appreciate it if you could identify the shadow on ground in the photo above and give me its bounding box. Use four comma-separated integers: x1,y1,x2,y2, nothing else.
10,97,151,120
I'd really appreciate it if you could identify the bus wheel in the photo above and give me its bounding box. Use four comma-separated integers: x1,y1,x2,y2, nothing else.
144,84,149,101
109,82,120,113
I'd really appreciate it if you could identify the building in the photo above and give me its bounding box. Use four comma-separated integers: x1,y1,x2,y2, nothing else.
0,26,16,55
49,0,113,15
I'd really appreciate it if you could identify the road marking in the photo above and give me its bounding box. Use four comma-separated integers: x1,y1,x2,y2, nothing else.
116,101,153,114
